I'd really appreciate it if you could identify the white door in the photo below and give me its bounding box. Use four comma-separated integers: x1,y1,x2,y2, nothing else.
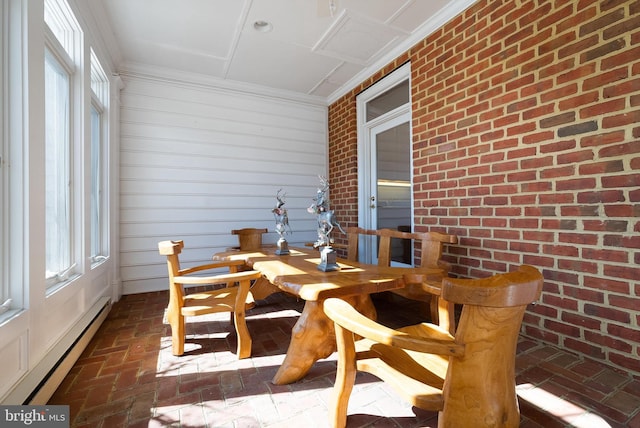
357,64,412,264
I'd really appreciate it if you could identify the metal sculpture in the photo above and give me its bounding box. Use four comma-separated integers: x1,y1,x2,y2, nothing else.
307,176,344,271
272,189,291,255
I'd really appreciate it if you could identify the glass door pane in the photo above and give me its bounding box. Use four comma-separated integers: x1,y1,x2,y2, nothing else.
375,121,412,265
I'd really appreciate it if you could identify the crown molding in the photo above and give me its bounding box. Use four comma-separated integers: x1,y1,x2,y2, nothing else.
118,62,328,108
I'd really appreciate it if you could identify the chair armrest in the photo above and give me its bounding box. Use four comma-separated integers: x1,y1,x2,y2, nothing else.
323,298,463,357
174,270,262,286
178,259,247,275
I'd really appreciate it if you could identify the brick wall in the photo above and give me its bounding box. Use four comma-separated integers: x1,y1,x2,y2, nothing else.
328,0,640,376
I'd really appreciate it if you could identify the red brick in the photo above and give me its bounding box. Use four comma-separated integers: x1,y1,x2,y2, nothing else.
610,352,640,373
581,8,626,36
543,244,579,257
585,303,631,324
559,206,595,218
556,177,597,191
558,232,599,245
583,219,629,232
544,319,582,337
559,91,600,111
604,204,640,217
558,62,597,85
603,110,640,128
564,337,606,359
580,131,625,147
543,294,579,312
568,286,606,305
562,311,602,330
558,259,598,274
599,141,640,157
522,254,555,267
577,190,625,203
583,67,628,91
585,330,633,353
540,139,576,153
612,234,640,250
578,159,624,175
583,275,630,294
607,323,640,342
604,264,640,281
581,98,627,120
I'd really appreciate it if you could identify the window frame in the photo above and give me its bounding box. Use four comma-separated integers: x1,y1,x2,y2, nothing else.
89,98,105,264
89,49,109,266
43,12,80,291
44,43,74,288
0,0,7,315
1,0,28,321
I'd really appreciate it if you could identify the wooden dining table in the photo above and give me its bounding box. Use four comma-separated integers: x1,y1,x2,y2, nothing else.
212,245,443,385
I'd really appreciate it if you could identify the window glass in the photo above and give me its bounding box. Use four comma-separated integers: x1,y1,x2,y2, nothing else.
0,3,7,314
89,49,108,263
90,104,102,261
44,0,81,287
44,48,73,283
366,80,410,122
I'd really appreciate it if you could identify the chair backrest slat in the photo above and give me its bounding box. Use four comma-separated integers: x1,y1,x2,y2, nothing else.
345,227,457,270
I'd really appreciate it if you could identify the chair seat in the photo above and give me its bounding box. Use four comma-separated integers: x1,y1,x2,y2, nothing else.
355,323,450,410
357,356,445,410
181,288,238,316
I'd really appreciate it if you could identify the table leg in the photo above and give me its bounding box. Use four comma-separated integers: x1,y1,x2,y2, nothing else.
272,294,376,385
248,277,280,301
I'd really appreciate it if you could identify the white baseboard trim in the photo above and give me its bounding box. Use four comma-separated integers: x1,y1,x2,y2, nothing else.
1,296,112,405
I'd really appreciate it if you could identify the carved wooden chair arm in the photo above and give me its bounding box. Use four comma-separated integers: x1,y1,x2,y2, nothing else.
173,270,262,286
178,259,247,276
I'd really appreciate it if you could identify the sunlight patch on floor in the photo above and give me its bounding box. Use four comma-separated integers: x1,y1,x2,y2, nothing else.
517,383,612,428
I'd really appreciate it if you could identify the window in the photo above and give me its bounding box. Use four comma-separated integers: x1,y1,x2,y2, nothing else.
366,80,410,122
44,0,81,287
90,49,108,264
1,0,30,318
44,47,73,284
90,105,102,261
0,1,7,314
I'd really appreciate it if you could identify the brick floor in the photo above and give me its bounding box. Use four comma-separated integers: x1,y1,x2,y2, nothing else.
49,290,640,427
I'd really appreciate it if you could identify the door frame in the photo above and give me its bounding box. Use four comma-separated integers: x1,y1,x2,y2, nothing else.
356,62,412,263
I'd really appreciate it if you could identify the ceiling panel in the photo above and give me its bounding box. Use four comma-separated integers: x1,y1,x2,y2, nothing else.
93,0,476,102
312,9,406,65
228,31,343,93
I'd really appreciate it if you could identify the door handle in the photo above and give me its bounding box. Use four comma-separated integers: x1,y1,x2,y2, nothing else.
370,196,376,209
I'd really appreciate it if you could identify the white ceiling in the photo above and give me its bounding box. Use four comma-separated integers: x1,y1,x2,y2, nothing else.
89,0,475,103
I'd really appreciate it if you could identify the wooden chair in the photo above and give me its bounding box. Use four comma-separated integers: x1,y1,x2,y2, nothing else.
323,265,543,428
158,240,262,358
231,228,268,250
345,227,458,329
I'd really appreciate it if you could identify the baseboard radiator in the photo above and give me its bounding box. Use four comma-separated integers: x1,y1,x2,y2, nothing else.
3,296,112,405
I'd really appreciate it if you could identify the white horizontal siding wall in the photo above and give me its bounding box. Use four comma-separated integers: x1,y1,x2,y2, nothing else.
120,74,328,294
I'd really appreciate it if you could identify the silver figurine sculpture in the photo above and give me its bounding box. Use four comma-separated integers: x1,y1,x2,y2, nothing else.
307,176,345,271
272,189,291,255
